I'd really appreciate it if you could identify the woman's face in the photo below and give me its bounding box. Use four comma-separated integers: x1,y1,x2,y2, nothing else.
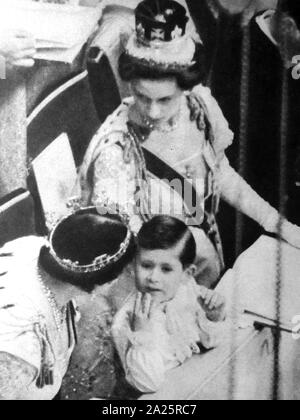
130,78,183,124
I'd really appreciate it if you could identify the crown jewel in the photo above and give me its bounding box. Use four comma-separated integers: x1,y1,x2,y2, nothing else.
49,204,132,274
125,0,196,70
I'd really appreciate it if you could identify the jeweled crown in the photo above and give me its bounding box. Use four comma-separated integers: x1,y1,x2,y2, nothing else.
48,204,132,274
125,0,196,70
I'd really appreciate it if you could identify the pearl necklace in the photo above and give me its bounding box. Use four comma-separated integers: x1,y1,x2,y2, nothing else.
37,268,67,333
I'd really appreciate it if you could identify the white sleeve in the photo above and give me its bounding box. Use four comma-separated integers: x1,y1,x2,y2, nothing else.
218,156,279,232
112,303,168,394
125,333,167,394
193,85,234,158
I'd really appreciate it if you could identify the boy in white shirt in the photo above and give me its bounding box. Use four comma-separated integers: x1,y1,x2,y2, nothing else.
112,215,226,394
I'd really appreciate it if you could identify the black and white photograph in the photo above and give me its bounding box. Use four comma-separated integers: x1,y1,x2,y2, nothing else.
0,0,300,402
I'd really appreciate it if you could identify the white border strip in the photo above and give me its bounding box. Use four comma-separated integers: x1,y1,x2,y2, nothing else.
0,191,31,214
187,330,260,400
27,70,88,126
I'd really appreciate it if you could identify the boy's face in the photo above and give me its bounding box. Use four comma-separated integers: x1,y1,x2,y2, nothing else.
135,243,189,304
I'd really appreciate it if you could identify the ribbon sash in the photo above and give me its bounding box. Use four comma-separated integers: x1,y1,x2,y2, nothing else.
142,147,205,227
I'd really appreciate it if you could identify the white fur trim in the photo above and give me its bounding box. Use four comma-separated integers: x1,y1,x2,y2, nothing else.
126,33,196,68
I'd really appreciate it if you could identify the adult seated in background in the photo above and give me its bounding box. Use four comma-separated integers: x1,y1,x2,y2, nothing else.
76,0,300,291
0,205,134,400
248,0,300,226
186,0,278,85
0,29,36,69
220,0,300,257
187,0,300,264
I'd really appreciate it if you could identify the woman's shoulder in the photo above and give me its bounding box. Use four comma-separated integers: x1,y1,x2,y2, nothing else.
0,280,45,378
190,84,226,122
0,236,46,278
81,98,134,166
0,352,37,400
191,84,213,101
95,98,134,143
0,236,46,259
0,236,47,317
190,84,234,155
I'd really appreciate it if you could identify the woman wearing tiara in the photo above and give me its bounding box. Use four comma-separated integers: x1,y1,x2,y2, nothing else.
76,0,300,288
0,206,134,400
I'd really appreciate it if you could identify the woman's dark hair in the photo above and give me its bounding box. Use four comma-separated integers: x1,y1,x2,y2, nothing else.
137,215,196,268
39,209,135,293
119,42,207,90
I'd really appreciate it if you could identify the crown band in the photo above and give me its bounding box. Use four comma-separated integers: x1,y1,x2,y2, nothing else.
48,205,132,274
125,33,196,70
125,54,195,71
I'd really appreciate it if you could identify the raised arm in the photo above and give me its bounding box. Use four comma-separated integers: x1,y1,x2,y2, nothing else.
192,86,300,247
218,156,300,248
113,314,167,394
125,337,167,393
112,293,168,394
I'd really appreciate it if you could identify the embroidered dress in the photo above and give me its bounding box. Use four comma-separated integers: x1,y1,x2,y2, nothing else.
0,237,77,400
76,84,280,285
60,264,137,400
